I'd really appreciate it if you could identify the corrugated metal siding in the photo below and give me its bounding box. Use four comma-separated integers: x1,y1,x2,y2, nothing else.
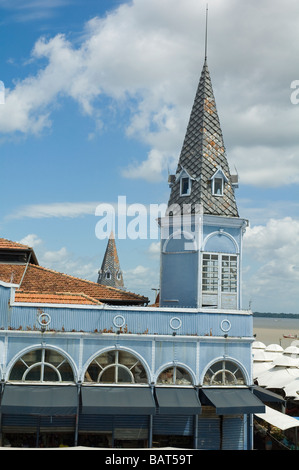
153,415,194,436
197,414,220,450
222,416,244,450
78,415,148,433
2,414,75,432
9,304,252,338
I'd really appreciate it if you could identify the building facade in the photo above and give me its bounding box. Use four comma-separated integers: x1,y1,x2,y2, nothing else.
0,57,266,449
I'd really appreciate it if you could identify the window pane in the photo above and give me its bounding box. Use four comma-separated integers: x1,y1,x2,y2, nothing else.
214,178,223,195
157,367,174,384
202,254,218,292
100,367,116,383
181,177,190,195
117,366,133,383
9,360,27,381
22,350,42,366
25,365,42,382
221,255,237,293
175,367,192,385
43,365,60,382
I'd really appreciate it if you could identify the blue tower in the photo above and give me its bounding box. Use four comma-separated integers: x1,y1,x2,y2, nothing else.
159,58,247,310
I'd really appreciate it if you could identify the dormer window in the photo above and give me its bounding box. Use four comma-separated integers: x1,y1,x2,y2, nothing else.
211,167,228,197
105,271,111,280
180,176,191,196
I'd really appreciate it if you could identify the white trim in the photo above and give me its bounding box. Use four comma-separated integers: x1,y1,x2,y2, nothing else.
202,230,240,254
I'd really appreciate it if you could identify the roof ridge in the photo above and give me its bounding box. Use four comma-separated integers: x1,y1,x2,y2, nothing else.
26,263,147,300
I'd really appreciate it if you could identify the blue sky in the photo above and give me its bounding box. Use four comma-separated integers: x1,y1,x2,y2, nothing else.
0,0,298,312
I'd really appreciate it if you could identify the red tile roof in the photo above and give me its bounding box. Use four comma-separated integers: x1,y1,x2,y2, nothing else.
0,237,39,265
15,291,103,305
0,263,148,305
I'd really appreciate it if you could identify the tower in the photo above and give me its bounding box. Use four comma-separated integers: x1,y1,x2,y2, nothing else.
159,56,247,309
97,232,124,288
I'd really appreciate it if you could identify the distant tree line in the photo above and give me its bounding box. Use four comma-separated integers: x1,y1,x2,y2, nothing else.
253,312,299,318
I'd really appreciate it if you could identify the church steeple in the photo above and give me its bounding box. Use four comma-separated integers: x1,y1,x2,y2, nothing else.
97,232,124,288
167,59,239,218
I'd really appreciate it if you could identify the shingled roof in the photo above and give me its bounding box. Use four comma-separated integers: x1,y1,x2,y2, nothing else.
167,59,239,217
97,232,124,288
0,238,148,306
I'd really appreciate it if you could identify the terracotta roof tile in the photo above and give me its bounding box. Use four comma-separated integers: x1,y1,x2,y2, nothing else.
0,238,32,250
0,263,148,305
15,291,102,305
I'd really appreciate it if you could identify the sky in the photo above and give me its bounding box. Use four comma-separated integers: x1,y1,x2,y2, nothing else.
0,0,298,313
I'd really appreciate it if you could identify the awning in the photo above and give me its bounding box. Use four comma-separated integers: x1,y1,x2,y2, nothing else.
199,388,265,415
81,386,156,415
252,386,285,404
155,387,202,415
1,384,78,415
255,406,299,431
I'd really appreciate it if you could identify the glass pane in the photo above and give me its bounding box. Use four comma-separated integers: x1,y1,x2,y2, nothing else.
175,367,192,385
100,367,116,383
117,366,133,383
59,363,74,382
45,350,64,367
43,365,60,382
118,351,136,367
214,178,223,195
9,360,27,381
131,363,147,384
157,367,174,384
22,349,42,366
181,177,189,195
25,365,42,382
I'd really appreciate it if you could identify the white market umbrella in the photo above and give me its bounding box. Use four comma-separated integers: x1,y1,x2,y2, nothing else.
284,346,299,356
284,378,299,398
252,361,274,380
252,341,266,350
255,406,299,431
256,367,299,389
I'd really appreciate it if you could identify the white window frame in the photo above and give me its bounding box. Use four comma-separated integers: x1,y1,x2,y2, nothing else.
201,252,239,308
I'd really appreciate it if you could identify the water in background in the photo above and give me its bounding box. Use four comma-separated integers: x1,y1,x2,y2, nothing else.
253,316,299,349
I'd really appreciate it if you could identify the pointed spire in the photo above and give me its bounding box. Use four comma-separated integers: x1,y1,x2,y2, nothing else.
97,232,124,288
167,57,239,218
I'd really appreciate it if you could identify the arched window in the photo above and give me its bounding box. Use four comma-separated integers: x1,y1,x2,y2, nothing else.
9,348,75,383
157,366,192,385
203,360,245,386
84,350,148,384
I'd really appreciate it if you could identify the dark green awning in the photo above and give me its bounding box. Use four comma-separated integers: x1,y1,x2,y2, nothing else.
155,388,202,415
199,388,265,415
81,386,156,415
1,384,78,415
252,386,285,404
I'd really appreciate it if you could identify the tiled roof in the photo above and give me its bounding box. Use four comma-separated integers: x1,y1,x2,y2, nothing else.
0,237,39,265
0,263,148,305
0,238,31,250
15,291,103,305
168,60,239,218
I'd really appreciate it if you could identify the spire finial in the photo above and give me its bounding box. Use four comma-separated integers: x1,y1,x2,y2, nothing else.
205,3,208,62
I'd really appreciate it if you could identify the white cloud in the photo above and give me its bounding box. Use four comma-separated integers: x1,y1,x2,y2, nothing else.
8,201,99,219
18,233,43,248
242,217,299,312
1,0,299,187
